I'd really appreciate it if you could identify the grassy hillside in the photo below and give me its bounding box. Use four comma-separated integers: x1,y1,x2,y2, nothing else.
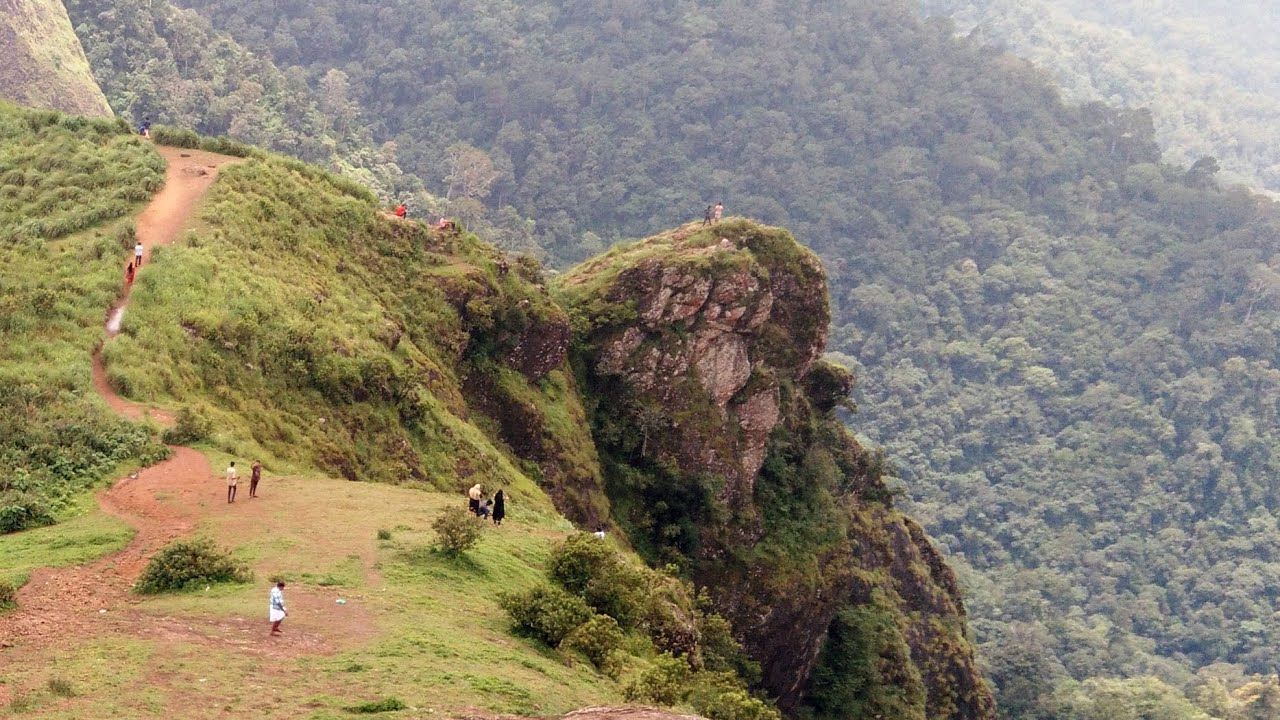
0,101,168,533
100,144,608,523
0,468,633,718
0,0,111,117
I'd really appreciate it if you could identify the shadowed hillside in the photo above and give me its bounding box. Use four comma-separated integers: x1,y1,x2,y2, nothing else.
0,0,110,116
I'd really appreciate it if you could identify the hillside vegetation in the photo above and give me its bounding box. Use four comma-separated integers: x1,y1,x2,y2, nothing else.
0,102,168,533
0,0,111,117
132,0,1280,713
921,0,1280,193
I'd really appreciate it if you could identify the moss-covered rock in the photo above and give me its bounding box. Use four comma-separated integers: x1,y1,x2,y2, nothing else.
556,220,995,720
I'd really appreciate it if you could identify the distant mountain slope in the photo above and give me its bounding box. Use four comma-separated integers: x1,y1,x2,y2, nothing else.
0,0,110,116
920,0,1280,192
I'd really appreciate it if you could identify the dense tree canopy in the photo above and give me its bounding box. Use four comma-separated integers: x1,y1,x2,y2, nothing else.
921,0,1280,192
69,0,1280,714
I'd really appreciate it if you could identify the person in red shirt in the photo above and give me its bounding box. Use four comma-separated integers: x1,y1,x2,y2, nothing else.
125,261,135,286
394,202,407,218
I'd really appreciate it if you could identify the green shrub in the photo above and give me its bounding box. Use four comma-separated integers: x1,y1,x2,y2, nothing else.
47,677,76,698
623,653,690,705
499,584,594,646
135,537,252,594
151,126,200,149
0,491,56,534
0,578,17,610
161,405,214,445
376,528,392,541
549,533,649,627
431,508,482,555
692,686,779,720
345,697,407,713
560,614,625,672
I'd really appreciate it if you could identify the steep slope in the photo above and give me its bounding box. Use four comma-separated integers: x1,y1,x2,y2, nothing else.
556,221,995,720
152,0,1280,702
0,0,110,116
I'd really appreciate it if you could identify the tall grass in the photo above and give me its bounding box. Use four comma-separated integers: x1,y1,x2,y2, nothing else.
0,102,169,533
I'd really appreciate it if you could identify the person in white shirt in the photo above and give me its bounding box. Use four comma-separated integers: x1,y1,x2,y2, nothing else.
226,461,239,503
269,582,287,635
134,241,144,267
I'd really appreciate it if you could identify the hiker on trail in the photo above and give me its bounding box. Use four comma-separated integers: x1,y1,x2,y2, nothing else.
467,483,483,515
269,581,288,635
394,202,407,218
492,489,505,526
226,461,239,503
134,241,144,267
703,205,714,226
125,261,135,286
713,202,724,223
249,460,262,498
139,118,151,138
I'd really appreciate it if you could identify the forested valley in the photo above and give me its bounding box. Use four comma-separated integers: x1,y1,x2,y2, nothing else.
62,0,1280,716
921,0,1280,194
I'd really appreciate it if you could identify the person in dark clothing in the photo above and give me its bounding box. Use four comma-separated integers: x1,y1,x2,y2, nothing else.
249,460,262,498
478,499,493,520
492,489,505,526
125,261,135,286
703,205,713,226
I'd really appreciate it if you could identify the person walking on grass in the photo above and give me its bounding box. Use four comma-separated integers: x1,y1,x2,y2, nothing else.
249,460,262,498
269,581,288,635
226,461,239,503
134,241,144,267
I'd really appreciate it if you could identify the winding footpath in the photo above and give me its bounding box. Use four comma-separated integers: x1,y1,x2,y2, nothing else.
0,148,239,647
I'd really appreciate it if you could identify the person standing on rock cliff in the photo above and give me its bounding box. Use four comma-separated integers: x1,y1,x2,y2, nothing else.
713,202,724,223
226,461,239,503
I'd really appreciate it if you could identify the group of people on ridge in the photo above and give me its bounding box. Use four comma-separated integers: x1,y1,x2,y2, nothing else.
703,202,725,226
467,483,506,525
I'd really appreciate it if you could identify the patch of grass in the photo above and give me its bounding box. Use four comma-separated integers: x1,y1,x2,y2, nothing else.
376,528,391,541
345,697,406,714
46,677,76,698
0,495,134,586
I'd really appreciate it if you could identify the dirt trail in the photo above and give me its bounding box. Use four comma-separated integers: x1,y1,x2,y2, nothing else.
2,145,376,679
0,147,239,648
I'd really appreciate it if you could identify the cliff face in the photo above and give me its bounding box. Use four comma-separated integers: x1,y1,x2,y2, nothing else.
0,0,112,117
556,220,995,720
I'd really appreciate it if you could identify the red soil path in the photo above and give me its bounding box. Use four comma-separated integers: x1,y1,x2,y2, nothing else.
0,147,369,665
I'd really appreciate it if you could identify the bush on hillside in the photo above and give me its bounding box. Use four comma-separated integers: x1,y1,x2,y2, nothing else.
345,697,407,714
560,613,625,673
161,405,214,445
689,675,780,720
623,653,691,705
0,491,56,534
499,584,594,646
431,508,482,556
0,578,17,610
548,533,649,628
150,126,200,149
135,537,252,594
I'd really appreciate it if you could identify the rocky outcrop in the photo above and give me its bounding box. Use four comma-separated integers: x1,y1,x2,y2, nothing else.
0,0,112,117
556,220,995,720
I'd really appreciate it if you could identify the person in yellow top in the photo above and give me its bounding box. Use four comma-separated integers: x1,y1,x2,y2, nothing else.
226,461,239,503
467,483,483,516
